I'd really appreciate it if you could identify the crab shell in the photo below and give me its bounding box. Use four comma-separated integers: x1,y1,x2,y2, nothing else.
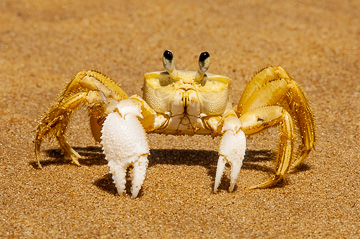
141,70,231,134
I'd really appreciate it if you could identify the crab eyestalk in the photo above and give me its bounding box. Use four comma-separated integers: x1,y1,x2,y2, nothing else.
163,50,177,79
195,51,210,82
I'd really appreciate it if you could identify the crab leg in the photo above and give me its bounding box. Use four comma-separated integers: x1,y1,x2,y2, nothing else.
240,106,294,189
101,99,149,198
236,66,315,170
286,81,316,169
214,114,246,193
35,92,87,168
35,70,128,168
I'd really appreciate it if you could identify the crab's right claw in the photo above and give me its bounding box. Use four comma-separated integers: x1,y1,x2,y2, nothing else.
214,122,246,193
101,99,150,198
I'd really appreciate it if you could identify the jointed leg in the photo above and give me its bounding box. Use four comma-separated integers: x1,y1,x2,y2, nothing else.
236,66,315,169
56,135,82,166
240,106,294,189
35,71,128,168
286,81,315,169
35,92,87,168
237,66,291,113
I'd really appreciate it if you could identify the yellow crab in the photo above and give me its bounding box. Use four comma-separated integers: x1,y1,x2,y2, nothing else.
35,50,315,198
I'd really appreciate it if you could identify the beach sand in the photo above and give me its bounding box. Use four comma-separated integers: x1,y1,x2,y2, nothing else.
1,0,359,238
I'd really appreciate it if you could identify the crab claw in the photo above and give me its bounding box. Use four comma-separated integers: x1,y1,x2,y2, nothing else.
101,99,150,198
214,117,246,193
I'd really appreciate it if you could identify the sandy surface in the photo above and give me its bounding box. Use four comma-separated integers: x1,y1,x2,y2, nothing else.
1,0,359,238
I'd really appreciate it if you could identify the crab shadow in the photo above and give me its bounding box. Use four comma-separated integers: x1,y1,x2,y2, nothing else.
30,146,107,168
31,147,310,195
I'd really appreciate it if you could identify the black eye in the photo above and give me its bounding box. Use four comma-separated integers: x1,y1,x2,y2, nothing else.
163,50,173,61
199,52,210,63
198,51,210,74
163,50,175,73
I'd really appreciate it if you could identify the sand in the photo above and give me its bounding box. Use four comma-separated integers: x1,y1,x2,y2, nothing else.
1,0,359,238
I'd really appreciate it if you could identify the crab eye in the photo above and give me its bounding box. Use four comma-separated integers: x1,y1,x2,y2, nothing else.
198,51,210,73
163,50,173,61
163,50,175,73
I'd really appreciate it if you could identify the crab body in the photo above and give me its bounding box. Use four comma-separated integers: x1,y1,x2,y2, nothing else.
35,50,315,198
141,70,231,136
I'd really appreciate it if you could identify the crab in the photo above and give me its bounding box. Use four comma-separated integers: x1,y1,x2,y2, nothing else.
35,50,315,198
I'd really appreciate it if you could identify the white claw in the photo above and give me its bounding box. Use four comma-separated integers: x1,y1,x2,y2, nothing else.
131,155,148,198
216,129,246,192
107,160,127,195
101,99,149,197
229,155,242,192
214,156,226,193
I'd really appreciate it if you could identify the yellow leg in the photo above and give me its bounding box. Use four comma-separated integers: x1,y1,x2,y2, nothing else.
286,81,316,169
237,66,315,170
56,135,82,166
35,92,87,168
240,106,294,189
63,70,128,101
237,66,291,114
55,113,84,166
35,70,128,168
89,115,104,143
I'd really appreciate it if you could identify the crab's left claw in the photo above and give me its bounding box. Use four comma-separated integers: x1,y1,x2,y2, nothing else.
101,99,149,198
214,115,246,193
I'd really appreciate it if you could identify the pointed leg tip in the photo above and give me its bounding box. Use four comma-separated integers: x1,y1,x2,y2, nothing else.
213,184,220,193
131,189,140,198
115,186,126,197
71,157,82,166
37,162,43,169
246,185,258,190
248,175,284,190
73,161,81,167
228,183,235,192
